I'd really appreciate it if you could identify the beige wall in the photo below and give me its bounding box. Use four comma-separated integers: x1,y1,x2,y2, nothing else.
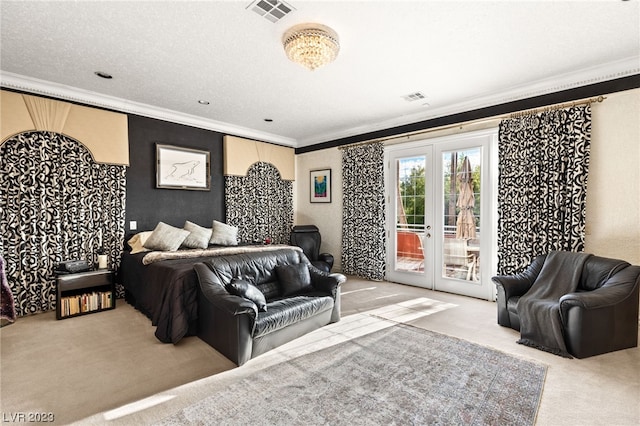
295,88,640,272
585,88,640,264
295,149,344,271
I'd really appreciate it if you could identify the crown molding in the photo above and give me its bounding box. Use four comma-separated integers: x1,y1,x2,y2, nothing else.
3,55,638,150
0,72,297,148
296,56,640,147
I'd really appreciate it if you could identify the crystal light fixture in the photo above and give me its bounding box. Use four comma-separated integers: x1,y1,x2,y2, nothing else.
282,23,340,71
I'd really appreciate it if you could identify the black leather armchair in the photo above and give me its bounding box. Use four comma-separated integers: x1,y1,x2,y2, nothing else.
493,253,640,358
290,225,334,272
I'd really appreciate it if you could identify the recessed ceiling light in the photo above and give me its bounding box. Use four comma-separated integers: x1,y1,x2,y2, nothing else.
198,100,210,105
94,71,113,79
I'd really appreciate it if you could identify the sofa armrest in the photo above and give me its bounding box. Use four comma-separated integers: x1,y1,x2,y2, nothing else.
560,266,640,312
194,263,257,317
318,253,334,269
492,254,546,299
195,263,258,365
309,267,346,298
559,265,639,358
299,254,344,296
492,275,534,299
491,254,546,328
560,282,636,312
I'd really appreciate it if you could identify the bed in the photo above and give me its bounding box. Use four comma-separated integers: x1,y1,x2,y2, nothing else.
119,244,300,344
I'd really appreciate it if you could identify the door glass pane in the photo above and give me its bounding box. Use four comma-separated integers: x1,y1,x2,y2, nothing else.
442,148,480,282
395,156,425,273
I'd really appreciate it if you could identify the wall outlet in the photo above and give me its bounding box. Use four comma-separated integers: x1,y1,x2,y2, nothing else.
130,221,137,231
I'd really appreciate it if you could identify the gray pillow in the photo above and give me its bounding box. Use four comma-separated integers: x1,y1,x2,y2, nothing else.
276,263,313,297
181,221,212,249
210,220,238,246
226,278,267,312
143,222,190,251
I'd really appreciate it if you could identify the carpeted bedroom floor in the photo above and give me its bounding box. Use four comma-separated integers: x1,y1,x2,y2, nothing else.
1,277,638,425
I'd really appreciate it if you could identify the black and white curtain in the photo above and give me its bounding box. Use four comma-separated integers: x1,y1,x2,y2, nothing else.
0,131,126,316
225,161,293,244
341,142,386,281
497,105,591,274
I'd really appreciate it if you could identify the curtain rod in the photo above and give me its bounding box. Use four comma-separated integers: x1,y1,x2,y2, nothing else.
338,95,606,150
508,95,606,119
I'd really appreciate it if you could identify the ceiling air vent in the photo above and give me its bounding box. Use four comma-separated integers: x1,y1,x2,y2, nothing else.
247,0,295,23
402,92,426,102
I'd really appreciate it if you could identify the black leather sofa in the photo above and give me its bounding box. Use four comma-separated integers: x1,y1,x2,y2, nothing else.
493,253,640,358
194,248,346,366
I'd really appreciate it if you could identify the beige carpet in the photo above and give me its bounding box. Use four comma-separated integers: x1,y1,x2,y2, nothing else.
1,277,639,425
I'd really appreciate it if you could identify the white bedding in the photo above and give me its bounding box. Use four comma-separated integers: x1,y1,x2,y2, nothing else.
142,244,302,265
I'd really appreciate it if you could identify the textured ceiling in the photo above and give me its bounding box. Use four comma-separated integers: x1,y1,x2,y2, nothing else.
1,1,638,148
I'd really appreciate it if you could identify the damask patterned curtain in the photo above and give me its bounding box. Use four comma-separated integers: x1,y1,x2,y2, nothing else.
341,142,386,280
497,105,591,274
225,161,293,244
0,131,126,316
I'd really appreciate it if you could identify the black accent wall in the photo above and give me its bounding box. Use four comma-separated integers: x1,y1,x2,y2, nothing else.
126,115,225,232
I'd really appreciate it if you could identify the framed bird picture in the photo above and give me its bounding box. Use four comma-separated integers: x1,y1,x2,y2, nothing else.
156,144,211,191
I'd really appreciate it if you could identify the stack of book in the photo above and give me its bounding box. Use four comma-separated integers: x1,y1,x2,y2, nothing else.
59,291,113,317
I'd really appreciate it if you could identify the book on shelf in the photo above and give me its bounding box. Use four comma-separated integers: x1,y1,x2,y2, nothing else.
60,290,113,317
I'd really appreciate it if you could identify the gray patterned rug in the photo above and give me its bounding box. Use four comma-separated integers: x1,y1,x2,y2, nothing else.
157,324,546,425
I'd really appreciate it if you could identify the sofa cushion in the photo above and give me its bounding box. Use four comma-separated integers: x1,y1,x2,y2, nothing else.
253,295,334,338
226,278,267,312
255,281,281,302
203,249,305,290
276,263,313,296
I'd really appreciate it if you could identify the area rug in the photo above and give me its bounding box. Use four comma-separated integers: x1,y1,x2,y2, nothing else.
157,324,546,425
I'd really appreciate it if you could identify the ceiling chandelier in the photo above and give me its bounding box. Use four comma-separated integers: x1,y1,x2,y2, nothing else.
282,23,340,71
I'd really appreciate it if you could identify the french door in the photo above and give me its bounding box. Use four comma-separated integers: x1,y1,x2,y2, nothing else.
385,145,434,288
384,129,498,300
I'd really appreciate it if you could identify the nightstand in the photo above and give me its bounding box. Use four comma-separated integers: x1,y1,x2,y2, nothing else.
56,269,115,320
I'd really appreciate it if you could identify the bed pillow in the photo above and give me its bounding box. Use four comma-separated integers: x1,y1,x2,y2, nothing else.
143,222,190,251
276,263,313,297
226,278,267,312
128,231,153,254
181,221,212,249
210,220,238,246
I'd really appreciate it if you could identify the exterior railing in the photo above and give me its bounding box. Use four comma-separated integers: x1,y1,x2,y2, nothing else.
396,224,480,239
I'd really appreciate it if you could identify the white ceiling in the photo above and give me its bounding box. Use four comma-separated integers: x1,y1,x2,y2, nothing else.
1,1,638,148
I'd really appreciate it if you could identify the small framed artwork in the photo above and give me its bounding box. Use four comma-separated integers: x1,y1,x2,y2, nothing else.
156,144,210,191
310,169,331,203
